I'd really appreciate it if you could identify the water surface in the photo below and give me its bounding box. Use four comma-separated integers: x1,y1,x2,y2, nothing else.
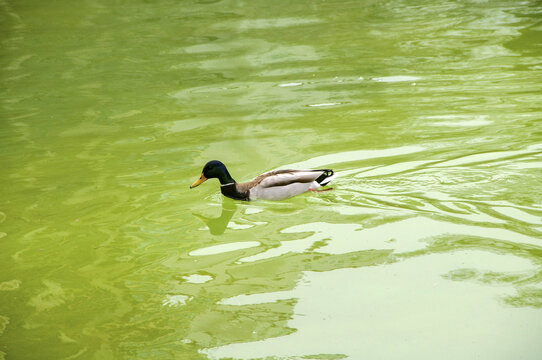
1,0,542,359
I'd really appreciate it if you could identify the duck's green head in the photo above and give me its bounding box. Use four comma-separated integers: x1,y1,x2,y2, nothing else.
190,160,235,188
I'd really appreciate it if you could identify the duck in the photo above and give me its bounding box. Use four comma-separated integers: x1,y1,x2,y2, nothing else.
190,160,335,201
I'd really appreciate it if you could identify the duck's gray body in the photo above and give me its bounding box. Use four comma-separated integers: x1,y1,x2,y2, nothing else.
248,169,334,200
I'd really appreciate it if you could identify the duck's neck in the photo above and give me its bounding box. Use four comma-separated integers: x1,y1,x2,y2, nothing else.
218,168,236,185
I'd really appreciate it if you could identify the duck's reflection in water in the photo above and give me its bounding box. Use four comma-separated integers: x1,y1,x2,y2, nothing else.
192,200,237,235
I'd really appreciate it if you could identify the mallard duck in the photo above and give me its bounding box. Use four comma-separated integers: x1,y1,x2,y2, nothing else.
190,160,335,201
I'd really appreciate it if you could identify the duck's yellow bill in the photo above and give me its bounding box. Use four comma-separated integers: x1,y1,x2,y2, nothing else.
190,174,207,188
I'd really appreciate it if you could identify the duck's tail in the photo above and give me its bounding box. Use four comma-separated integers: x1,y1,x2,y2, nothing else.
315,169,335,186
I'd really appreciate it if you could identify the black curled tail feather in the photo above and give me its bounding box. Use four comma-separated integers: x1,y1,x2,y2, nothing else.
315,169,334,185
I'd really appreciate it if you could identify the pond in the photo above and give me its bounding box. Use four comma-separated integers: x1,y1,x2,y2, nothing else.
1,0,542,359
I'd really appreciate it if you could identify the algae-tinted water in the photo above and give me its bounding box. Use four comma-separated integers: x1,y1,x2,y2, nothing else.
1,0,542,359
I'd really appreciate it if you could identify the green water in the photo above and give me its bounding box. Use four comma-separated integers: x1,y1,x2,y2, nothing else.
1,0,542,359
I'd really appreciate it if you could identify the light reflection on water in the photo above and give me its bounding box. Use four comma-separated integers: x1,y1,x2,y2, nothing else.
1,0,542,359
208,252,542,360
